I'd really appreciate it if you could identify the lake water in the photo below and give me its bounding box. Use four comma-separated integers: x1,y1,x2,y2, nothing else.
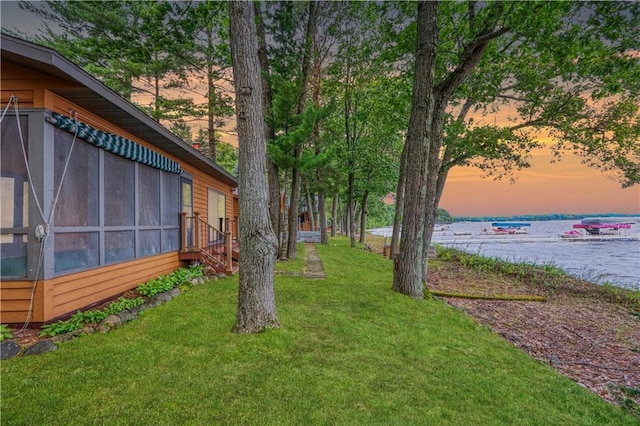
369,219,640,291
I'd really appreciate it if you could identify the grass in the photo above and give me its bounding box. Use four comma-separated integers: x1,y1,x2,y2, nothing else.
275,242,306,274
1,237,637,425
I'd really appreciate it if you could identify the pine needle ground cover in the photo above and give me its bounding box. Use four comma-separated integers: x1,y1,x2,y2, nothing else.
1,238,635,425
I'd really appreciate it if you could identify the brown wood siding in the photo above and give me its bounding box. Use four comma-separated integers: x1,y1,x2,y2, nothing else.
49,252,182,320
1,254,183,323
182,163,235,227
0,280,49,324
1,62,80,108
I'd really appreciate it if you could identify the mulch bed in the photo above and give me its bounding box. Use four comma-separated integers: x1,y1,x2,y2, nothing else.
427,259,640,412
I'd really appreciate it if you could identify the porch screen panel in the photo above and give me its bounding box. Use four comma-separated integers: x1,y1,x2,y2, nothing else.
161,171,180,252
104,152,134,226
161,171,180,226
162,229,179,252
0,115,29,277
139,230,160,257
138,165,160,226
54,232,99,273
53,128,99,227
105,231,134,263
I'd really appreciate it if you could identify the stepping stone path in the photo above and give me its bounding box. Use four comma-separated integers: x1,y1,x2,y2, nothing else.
303,243,326,279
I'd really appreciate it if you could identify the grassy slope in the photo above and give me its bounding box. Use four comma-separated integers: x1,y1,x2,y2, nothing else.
1,238,635,425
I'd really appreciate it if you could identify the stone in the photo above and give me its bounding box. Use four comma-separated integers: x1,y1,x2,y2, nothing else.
23,340,57,356
130,303,147,314
52,328,85,343
152,292,172,303
167,288,181,298
96,314,122,333
116,310,138,323
209,275,218,282
1,340,21,360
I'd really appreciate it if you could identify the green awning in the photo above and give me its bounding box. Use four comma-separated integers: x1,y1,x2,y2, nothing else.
48,112,182,174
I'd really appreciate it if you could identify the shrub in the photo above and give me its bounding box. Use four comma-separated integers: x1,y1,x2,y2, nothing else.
0,324,13,342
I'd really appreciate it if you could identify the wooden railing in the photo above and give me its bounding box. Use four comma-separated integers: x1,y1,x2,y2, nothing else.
180,212,233,273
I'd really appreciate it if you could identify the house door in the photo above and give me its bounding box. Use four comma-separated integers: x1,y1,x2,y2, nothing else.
181,177,193,247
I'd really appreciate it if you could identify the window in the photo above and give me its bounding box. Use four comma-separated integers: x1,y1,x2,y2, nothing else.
181,178,193,248
208,189,226,232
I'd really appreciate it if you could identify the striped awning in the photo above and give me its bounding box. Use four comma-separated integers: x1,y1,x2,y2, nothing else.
48,112,182,174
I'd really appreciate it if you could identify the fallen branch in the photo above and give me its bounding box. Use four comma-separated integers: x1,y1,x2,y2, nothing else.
429,290,546,302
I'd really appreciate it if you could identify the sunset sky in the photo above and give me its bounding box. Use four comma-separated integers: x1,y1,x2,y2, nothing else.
2,2,638,217
440,148,639,217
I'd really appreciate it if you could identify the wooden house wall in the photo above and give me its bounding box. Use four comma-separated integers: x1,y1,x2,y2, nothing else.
185,164,235,231
1,62,236,324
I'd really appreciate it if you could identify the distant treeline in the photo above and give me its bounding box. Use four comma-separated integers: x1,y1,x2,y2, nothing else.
450,213,640,223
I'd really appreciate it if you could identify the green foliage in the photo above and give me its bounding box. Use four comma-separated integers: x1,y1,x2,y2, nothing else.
0,324,13,342
39,316,83,338
39,297,146,338
436,208,453,224
215,141,238,176
365,199,395,228
38,266,204,338
136,266,204,298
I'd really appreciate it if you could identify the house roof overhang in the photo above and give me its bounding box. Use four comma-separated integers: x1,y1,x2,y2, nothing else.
0,33,237,187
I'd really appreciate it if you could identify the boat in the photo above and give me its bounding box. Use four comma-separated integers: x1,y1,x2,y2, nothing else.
489,222,531,235
571,217,636,236
560,229,583,239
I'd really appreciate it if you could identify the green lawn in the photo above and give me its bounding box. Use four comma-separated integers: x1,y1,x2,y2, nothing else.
1,237,635,425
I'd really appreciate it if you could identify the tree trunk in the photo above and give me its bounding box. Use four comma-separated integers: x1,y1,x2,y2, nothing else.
359,190,369,244
419,14,496,277
348,172,356,247
306,188,315,231
280,170,289,260
390,140,409,258
310,190,318,231
207,31,217,162
229,0,279,333
286,162,302,258
331,194,338,237
393,1,439,299
420,100,473,274
255,1,282,258
318,190,328,244
286,0,318,260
